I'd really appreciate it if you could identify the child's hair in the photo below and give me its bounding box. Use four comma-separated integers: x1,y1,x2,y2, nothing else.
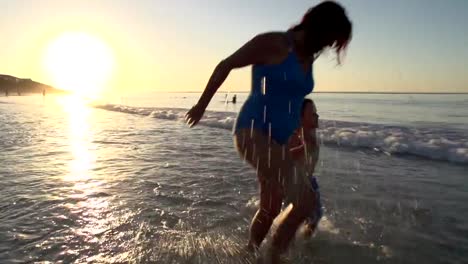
301,98,314,117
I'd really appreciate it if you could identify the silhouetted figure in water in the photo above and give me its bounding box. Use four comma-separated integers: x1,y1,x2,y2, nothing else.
232,94,237,104
43,88,46,97
5,88,8,97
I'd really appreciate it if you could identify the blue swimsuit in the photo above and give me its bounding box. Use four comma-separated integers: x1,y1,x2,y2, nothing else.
234,33,314,144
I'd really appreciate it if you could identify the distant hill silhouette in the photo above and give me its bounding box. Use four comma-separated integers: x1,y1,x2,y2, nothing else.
0,74,67,95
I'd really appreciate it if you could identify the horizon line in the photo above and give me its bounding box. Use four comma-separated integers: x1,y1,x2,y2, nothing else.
151,91,468,95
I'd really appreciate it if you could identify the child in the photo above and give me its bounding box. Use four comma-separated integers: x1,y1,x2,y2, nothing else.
289,98,322,237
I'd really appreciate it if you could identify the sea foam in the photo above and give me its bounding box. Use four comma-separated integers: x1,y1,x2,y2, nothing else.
96,104,468,164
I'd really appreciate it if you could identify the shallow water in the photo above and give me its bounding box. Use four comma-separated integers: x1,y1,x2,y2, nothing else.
0,95,467,263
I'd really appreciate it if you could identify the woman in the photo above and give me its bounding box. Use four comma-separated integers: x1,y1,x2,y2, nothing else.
185,1,351,261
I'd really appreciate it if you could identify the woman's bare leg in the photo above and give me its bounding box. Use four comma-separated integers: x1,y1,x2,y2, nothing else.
248,180,282,251
234,129,293,251
269,185,315,261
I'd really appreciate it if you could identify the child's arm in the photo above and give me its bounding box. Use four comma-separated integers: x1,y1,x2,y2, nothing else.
289,130,305,160
302,128,319,173
290,144,305,160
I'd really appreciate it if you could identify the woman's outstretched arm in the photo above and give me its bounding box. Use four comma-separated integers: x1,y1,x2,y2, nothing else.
185,33,284,127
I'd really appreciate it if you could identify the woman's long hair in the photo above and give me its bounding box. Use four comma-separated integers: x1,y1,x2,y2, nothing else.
291,1,352,63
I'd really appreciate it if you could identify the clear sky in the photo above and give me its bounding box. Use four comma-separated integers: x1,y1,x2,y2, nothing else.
1,0,467,94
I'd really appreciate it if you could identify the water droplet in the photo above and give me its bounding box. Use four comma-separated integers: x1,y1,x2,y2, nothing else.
282,145,286,161
261,77,267,95
263,105,267,123
250,119,255,138
268,123,272,144
268,145,271,168
231,119,237,135
288,101,292,114
283,72,287,80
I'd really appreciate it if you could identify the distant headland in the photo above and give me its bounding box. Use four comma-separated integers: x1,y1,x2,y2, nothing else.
0,74,67,96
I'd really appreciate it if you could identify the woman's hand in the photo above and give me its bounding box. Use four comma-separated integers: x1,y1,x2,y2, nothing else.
185,103,206,127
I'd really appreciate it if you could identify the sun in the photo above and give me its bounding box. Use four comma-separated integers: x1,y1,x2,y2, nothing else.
43,32,115,97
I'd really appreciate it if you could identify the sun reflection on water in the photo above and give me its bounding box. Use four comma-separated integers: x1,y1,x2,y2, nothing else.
59,95,95,182
56,95,117,261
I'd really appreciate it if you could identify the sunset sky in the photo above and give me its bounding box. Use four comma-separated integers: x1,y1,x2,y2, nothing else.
1,0,467,94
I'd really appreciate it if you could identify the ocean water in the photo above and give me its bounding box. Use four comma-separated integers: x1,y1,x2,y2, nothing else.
0,93,467,263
